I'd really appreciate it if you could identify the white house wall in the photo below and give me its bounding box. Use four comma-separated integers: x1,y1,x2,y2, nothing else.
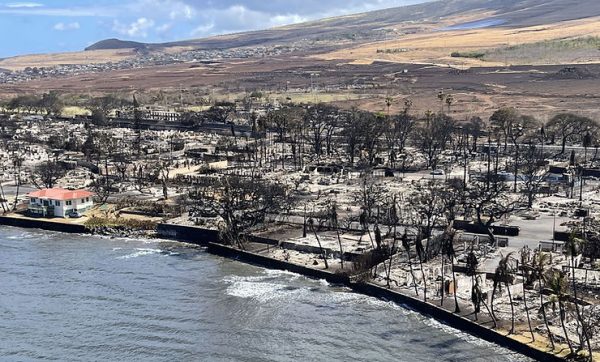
28,196,94,218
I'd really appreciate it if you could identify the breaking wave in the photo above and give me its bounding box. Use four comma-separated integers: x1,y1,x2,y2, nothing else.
117,248,165,260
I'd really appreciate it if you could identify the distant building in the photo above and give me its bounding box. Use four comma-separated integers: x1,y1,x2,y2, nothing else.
27,188,94,218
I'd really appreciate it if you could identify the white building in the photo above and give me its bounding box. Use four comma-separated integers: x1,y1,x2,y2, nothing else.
27,188,94,218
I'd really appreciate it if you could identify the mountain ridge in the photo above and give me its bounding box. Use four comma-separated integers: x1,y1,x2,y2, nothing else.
85,0,600,52
85,39,148,51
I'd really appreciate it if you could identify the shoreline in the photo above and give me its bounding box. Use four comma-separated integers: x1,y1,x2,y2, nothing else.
0,215,566,362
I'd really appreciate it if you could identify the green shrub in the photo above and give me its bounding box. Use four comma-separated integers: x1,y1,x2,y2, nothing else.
450,51,485,59
85,217,157,231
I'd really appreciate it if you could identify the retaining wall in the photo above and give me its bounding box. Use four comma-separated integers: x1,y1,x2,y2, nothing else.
0,216,88,234
156,223,218,244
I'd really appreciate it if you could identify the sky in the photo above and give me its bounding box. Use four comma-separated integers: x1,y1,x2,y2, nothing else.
0,0,428,58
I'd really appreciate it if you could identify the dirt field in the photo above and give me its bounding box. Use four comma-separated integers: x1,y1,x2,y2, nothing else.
3,55,598,120
2,0,600,121
0,49,137,71
318,16,600,67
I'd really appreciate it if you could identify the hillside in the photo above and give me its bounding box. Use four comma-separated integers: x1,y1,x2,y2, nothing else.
2,0,599,71
86,0,600,52
85,39,148,51
70,0,600,71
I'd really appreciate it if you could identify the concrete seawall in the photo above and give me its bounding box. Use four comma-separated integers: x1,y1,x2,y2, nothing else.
0,216,88,234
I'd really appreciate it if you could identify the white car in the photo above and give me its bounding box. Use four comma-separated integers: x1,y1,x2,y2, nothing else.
69,210,83,218
430,169,445,176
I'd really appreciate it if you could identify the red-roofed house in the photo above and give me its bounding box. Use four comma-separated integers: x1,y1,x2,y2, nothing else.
27,188,94,218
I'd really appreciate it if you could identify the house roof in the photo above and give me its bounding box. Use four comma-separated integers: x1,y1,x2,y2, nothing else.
28,188,94,201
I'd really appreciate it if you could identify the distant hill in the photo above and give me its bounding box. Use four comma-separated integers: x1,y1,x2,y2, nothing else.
85,38,148,51
84,0,600,52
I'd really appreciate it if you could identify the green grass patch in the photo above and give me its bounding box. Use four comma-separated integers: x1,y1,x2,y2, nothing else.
503,36,600,52
450,51,485,59
483,36,600,64
84,217,157,231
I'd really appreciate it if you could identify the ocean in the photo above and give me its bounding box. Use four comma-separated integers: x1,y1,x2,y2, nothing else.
0,227,530,361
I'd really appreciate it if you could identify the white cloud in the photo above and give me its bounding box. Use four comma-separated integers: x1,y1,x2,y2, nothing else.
155,23,172,34
0,6,112,16
53,21,80,31
169,4,194,19
191,22,214,36
6,2,43,8
189,5,308,37
112,17,155,38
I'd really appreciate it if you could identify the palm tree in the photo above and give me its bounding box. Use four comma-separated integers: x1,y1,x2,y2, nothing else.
385,198,400,289
401,231,419,296
492,252,516,334
307,217,329,269
359,209,375,250
565,232,592,357
466,248,480,319
473,275,497,328
533,251,555,350
437,91,446,113
329,202,344,269
445,94,454,113
373,224,383,278
519,247,535,342
415,232,428,301
385,96,393,117
443,229,460,313
544,270,575,356
441,236,446,307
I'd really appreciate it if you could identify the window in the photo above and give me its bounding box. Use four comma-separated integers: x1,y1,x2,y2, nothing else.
31,198,36,203
81,199,85,203
55,201,60,206
66,200,72,206
86,197,90,202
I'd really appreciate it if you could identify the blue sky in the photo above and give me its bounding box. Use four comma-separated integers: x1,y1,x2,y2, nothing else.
0,0,427,58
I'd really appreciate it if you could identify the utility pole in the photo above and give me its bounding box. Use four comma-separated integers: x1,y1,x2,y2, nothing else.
486,133,491,191
463,129,468,191
579,165,584,204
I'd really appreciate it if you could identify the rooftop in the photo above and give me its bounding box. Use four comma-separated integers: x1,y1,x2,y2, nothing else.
28,188,94,201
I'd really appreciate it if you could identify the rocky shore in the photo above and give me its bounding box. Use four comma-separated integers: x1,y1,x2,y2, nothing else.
87,225,156,239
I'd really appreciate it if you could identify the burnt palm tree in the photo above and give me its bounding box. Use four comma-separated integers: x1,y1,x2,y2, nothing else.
473,275,497,328
519,247,535,342
466,248,480,319
329,202,344,269
385,199,400,289
564,233,592,358
359,208,375,250
415,233,427,301
544,270,574,356
533,251,555,350
307,217,329,269
401,231,419,296
442,229,460,313
492,252,516,334
440,235,446,307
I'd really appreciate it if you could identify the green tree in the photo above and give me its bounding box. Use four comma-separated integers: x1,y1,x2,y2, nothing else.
546,113,597,154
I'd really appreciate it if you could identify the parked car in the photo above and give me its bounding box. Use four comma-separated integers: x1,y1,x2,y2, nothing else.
69,210,83,218
430,169,445,176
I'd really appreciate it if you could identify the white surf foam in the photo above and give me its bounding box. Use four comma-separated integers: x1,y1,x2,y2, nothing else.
117,248,163,260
